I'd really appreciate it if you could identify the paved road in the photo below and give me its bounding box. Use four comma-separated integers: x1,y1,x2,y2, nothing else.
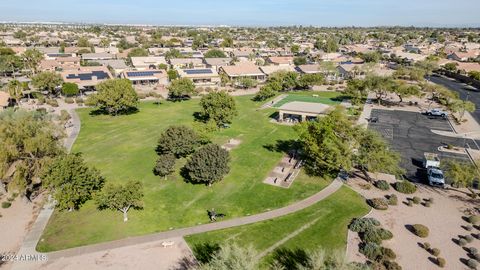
428,75,480,122
44,179,343,260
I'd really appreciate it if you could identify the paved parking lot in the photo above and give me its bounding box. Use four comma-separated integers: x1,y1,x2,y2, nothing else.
368,109,473,182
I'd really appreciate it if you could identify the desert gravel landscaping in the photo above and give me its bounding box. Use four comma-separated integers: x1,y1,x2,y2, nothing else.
347,173,480,269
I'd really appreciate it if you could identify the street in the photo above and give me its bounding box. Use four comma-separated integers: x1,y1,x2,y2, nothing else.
428,75,480,122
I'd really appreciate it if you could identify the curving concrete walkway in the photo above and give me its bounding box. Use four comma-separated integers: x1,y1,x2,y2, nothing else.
44,178,343,260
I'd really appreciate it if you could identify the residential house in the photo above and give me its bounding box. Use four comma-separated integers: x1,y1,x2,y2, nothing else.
448,51,479,62
267,56,294,66
121,70,168,85
259,65,296,76
169,58,204,69
177,68,220,86
203,58,231,71
131,56,167,70
220,64,266,82
94,59,129,76
61,66,113,88
82,52,115,61
0,92,10,110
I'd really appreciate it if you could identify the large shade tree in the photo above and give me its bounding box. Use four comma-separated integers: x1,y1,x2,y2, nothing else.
183,144,230,186
32,71,63,95
41,153,105,211
295,107,360,175
95,180,144,222
87,79,139,115
156,125,202,157
199,91,238,126
355,129,403,181
0,109,64,199
167,78,196,100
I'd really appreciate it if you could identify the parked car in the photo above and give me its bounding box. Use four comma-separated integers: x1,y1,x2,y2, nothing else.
427,166,445,188
426,108,448,118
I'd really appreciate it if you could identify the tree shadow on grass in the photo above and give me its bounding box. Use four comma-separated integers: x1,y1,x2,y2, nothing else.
271,248,311,270
192,111,208,123
191,242,220,264
263,139,299,154
89,107,139,116
331,94,352,102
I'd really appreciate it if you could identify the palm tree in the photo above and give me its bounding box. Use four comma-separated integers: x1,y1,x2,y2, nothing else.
7,80,23,105
22,49,44,76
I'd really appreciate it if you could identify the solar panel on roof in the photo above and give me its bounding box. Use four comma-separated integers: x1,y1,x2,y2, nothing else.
184,69,213,75
126,71,162,77
66,71,110,81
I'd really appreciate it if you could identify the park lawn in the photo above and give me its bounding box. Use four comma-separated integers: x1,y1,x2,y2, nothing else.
184,186,370,268
37,96,331,252
273,91,344,108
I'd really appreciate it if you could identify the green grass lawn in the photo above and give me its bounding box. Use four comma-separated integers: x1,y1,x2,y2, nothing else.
273,91,344,108
185,186,370,268
37,96,333,252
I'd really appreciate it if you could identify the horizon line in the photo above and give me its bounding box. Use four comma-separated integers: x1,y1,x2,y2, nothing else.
1,20,480,29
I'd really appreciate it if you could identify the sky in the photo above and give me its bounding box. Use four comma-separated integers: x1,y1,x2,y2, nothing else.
0,0,479,27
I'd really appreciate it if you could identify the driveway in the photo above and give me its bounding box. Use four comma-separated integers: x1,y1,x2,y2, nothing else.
368,109,472,182
428,75,480,122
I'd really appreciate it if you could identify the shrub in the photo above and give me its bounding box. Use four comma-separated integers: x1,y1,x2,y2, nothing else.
387,194,398,205
431,248,440,256
7,197,14,202
467,259,477,269
349,217,380,233
64,97,74,104
468,215,480,225
466,225,474,231
465,235,474,243
37,96,45,105
383,260,401,270
475,233,480,240
362,227,393,244
1,202,11,208
469,247,478,255
381,247,396,260
407,200,413,207
359,242,382,261
75,97,84,104
474,253,480,262
424,201,431,207
412,196,421,204
423,242,431,250
60,110,71,122
359,183,371,190
411,224,429,238
368,197,389,210
394,181,417,194
137,93,147,99
437,257,446,268
46,99,59,107
362,229,383,244
375,180,390,190
428,197,434,203
459,238,468,246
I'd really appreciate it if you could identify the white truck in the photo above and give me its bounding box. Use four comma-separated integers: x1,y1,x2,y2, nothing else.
426,108,448,118
423,153,445,188
423,152,440,168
